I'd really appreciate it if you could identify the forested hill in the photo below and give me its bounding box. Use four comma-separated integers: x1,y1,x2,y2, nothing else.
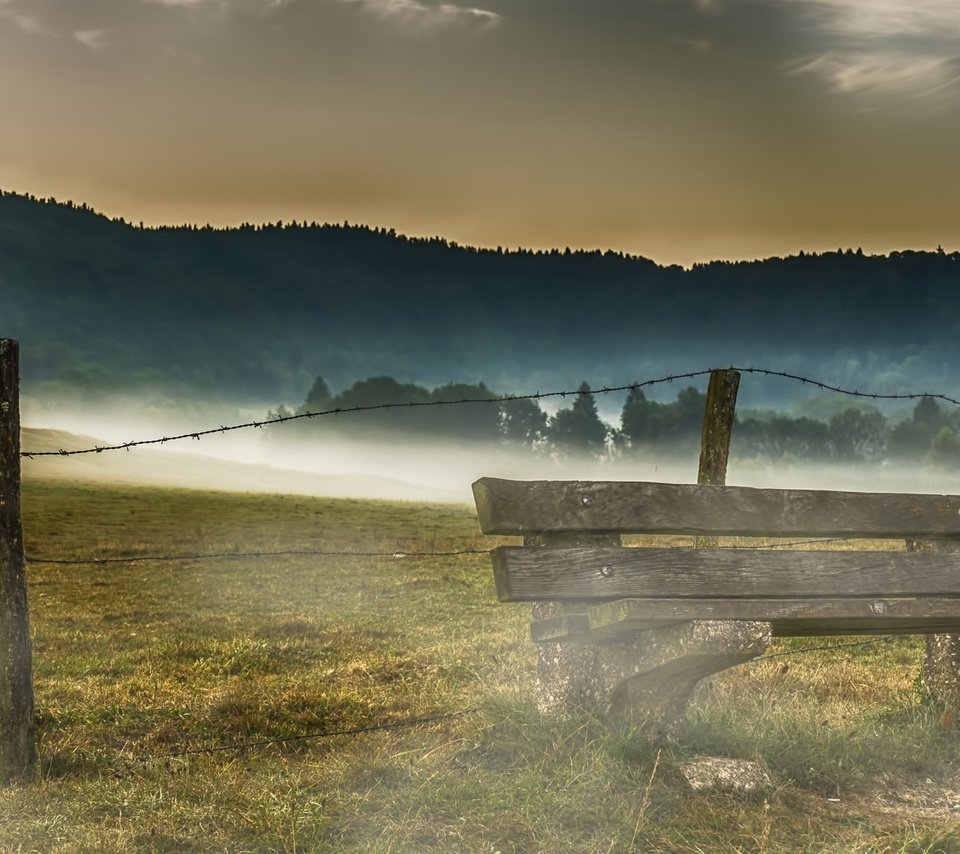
2,189,959,404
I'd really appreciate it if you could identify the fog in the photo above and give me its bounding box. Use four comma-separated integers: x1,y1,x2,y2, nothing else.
19,404,960,504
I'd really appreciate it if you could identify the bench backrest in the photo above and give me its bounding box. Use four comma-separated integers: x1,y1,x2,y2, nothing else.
473,477,960,638
473,477,960,539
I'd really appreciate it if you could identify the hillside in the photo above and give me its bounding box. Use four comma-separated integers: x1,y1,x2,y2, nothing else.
20,427,461,502
2,190,959,406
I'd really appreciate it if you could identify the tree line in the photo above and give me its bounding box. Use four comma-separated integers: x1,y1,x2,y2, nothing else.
4,190,960,405
272,375,960,468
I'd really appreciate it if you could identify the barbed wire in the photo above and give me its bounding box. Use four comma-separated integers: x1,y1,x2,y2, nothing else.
723,538,848,550
24,538,864,566
750,638,893,662
20,365,960,458
18,370,712,458
24,548,493,566
734,367,960,406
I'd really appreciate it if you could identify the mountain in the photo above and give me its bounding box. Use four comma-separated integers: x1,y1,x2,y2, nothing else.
2,190,959,408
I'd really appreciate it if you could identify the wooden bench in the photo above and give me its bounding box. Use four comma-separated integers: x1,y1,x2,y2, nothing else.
473,475,960,729
473,476,960,641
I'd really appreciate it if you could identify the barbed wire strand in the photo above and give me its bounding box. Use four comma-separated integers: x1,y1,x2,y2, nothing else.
19,370,711,458
751,638,892,662
24,548,493,566
139,707,480,761
726,538,848,550
734,367,960,406
24,538,862,566
20,365,960,458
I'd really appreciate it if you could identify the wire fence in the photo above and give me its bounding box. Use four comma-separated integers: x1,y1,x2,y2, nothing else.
23,537,859,566
16,363,957,768
19,365,960,458
24,548,494,566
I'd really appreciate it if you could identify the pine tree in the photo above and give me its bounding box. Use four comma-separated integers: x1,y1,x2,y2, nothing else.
547,382,609,457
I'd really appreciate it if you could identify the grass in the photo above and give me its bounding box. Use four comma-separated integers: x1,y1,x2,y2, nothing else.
3,478,960,851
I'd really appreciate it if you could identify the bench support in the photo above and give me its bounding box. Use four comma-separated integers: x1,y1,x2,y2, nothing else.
529,370,772,733
528,532,772,734
908,539,960,709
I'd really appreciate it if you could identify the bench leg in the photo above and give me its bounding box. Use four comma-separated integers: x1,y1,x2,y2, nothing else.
923,634,960,709
906,540,960,709
608,646,765,737
534,604,771,735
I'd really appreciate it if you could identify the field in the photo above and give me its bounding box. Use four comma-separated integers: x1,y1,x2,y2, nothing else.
3,478,960,852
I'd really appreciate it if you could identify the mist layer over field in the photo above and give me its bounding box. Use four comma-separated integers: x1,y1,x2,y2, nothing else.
20,411,960,503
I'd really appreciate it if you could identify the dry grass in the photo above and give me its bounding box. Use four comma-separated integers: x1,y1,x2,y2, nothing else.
3,478,960,852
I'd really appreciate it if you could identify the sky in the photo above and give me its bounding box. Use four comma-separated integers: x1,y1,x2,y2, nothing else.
1,0,959,266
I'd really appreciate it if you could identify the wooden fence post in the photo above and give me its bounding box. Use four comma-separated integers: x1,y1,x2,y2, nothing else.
696,369,740,547
0,338,35,783
697,369,740,487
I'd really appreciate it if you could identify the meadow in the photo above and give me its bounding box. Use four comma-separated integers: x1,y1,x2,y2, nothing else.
3,478,960,852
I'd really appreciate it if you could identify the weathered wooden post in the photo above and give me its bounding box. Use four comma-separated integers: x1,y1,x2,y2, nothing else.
0,338,35,782
697,371,740,491
694,369,739,547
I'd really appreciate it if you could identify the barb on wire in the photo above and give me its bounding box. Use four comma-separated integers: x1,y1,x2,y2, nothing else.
139,707,479,761
25,547,493,566
19,365,960,458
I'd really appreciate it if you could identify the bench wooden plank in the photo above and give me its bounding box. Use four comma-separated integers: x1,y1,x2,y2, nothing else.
589,596,960,625
474,477,960,539
492,546,960,602
530,599,960,645
771,619,960,636
587,597,960,638
532,614,960,642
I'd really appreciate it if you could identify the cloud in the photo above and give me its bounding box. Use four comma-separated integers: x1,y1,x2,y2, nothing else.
796,0,960,39
0,2,57,37
343,0,501,33
788,50,960,98
675,36,712,52
74,28,109,49
142,0,221,6
779,0,960,100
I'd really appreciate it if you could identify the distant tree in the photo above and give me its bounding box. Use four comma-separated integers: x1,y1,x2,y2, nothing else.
298,376,504,442
547,382,609,457
428,382,501,442
915,395,943,426
324,376,432,436
304,375,332,410
620,385,705,450
888,396,946,459
620,387,661,444
735,415,831,461
827,408,889,461
927,426,960,469
500,397,549,450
